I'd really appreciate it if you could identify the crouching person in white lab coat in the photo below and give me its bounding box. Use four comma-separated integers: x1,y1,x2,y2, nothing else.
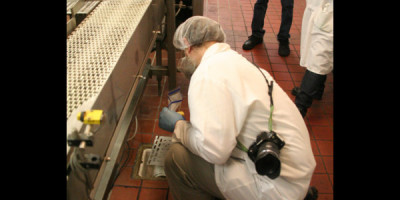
158,16,318,200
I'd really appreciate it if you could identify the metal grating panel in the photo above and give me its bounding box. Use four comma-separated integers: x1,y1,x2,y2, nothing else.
67,0,152,118
147,136,172,166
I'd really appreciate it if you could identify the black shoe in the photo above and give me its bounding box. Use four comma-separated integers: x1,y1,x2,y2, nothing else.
278,39,290,57
291,87,301,97
304,186,318,200
291,87,322,100
297,105,307,118
242,35,263,50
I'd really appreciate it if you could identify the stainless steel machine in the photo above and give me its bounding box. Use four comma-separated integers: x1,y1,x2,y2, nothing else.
66,0,202,199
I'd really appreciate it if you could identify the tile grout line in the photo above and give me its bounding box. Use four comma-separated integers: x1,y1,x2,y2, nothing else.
136,179,143,200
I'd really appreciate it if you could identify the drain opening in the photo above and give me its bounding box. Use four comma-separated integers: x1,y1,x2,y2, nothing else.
132,136,172,180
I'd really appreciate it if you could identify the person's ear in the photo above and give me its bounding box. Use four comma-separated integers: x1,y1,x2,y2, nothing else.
183,38,190,49
187,46,192,54
184,46,193,57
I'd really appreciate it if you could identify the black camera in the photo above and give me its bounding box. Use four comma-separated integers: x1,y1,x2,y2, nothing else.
248,131,285,179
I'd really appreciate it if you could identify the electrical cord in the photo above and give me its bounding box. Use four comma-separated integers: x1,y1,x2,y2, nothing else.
127,116,138,141
110,141,132,188
69,115,137,196
69,148,93,200
111,115,137,186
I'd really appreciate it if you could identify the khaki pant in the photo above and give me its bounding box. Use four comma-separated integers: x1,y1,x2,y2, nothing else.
164,143,225,200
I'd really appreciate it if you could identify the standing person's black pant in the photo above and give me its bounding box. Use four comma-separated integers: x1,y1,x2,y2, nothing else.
251,0,294,41
294,70,327,117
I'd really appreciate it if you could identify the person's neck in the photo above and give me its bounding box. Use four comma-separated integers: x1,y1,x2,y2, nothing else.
194,41,217,64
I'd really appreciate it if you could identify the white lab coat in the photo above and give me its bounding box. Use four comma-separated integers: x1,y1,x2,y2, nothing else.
173,43,316,200
300,0,333,75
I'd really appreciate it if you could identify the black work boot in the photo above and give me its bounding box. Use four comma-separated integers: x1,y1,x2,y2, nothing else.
278,39,290,57
296,104,308,118
242,35,263,50
304,186,318,200
291,75,326,101
292,87,323,100
294,70,327,117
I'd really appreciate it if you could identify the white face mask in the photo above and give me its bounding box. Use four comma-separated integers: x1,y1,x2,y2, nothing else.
178,56,198,80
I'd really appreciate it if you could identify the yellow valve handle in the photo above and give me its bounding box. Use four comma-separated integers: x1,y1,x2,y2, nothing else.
77,110,104,124
177,111,184,117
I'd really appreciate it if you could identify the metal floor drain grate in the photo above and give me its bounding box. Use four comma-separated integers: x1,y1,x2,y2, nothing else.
132,144,167,180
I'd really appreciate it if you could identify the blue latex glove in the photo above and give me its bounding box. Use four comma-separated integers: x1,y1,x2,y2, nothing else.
159,107,185,132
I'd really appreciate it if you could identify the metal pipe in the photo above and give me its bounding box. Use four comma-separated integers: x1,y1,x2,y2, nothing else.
166,0,176,91
192,0,204,16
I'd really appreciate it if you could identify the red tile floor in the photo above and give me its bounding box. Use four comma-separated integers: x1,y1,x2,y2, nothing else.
109,0,333,199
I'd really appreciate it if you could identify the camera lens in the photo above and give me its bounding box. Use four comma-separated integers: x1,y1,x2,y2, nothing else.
255,142,281,179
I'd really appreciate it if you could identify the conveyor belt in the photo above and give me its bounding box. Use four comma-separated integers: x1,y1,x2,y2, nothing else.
67,0,152,119
66,1,163,199
66,0,204,198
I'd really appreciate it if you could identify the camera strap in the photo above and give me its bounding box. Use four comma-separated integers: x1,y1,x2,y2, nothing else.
236,65,274,153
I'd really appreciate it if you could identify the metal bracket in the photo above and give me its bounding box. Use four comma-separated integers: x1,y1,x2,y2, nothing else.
149,65,168,96
67,132,94,147
149,65,168,77
80,154,102,169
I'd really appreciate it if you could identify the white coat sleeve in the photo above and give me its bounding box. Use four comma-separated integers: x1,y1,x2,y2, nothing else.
173,77,245,165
